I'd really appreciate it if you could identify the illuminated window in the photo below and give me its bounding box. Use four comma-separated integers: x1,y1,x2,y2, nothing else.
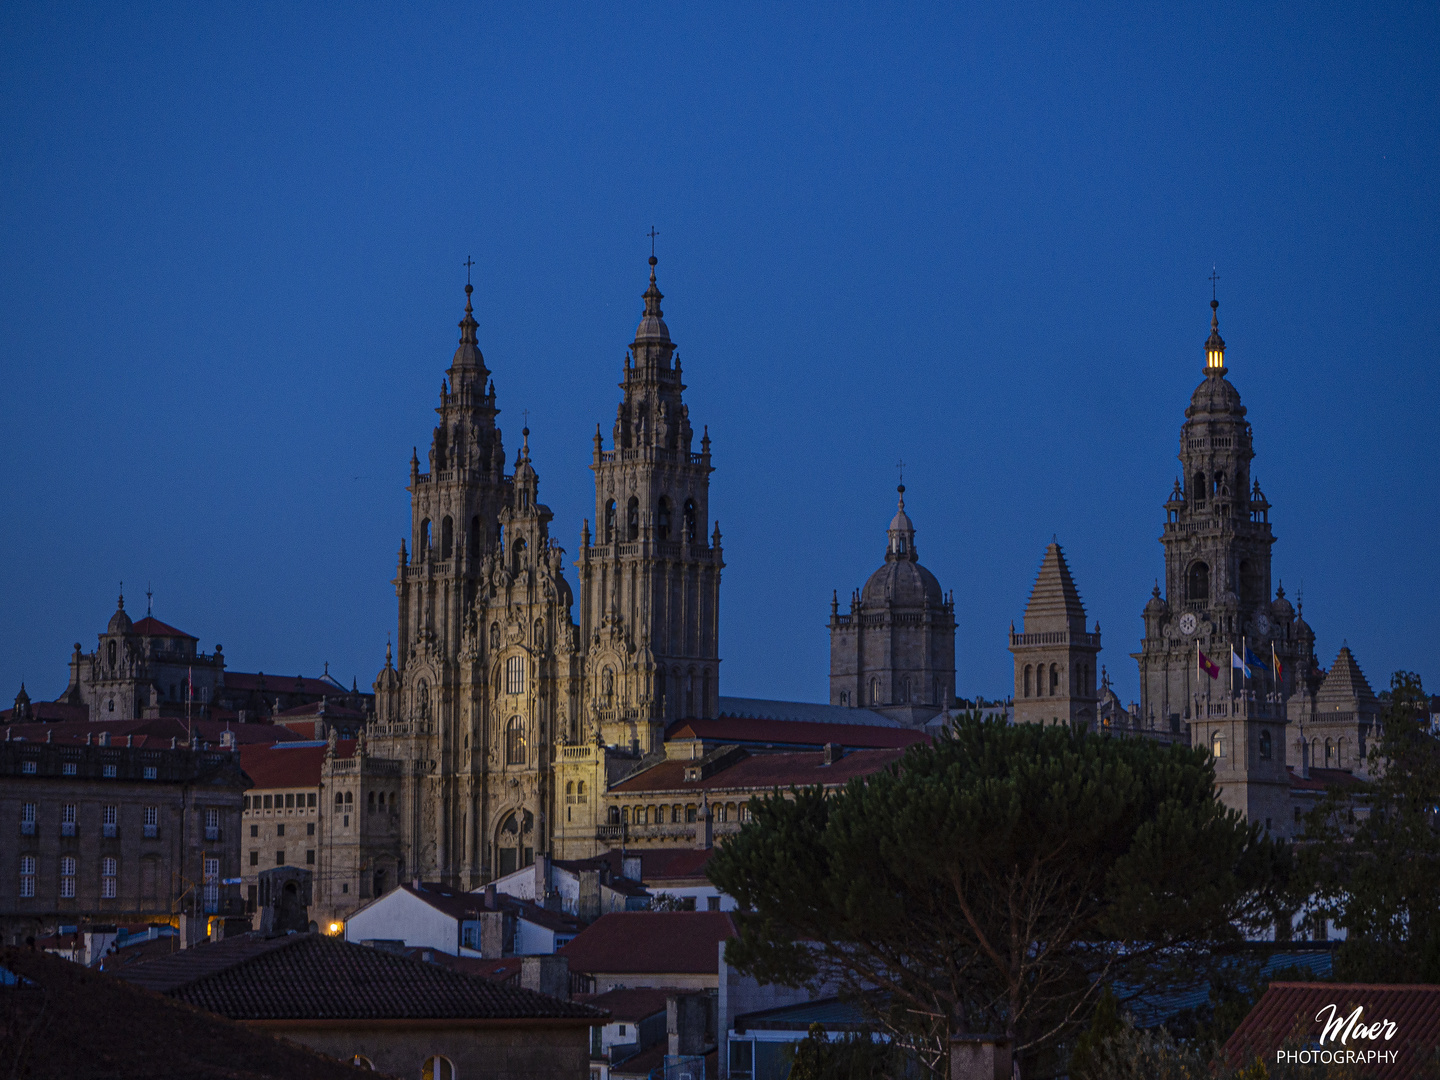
101,857,117,898
506,656,525,695
422,1056,455,1080
19,856,36,897
506,716,527,765
60,856,76,898
1212,731,1225,759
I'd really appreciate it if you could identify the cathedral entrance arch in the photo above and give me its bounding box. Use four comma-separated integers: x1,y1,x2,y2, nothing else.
496,809,534,877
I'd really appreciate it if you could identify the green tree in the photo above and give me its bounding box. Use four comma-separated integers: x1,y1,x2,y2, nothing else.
708,716,1286,1078
1302,671,1440,982
782,1023,903,1080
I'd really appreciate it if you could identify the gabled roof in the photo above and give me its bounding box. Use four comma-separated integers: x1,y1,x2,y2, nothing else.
1316,646,1380,713
1224,982,1440,1078
129,616,196,639
0,701,89,725
665,716,927,752
3,716,302,748
222,672,344,697
394,883,586,935
238,741,355,789
276,699,366,719
559,912,735,976
610,747,905,795
1022,542,1088,635
0,946,374,1080
555,848,717,886
1289,766,1365,793
116,931,603,1021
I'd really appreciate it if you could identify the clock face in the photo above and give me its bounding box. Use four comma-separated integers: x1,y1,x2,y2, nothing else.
1179,612,1198,636
1254,611,1271,635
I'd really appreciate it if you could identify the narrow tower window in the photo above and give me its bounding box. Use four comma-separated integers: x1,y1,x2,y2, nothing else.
1192,472,1207,503
627,497,639,541
469,516,480,558
1259,729,1273,760
1049,664,1059,695
1187,562,1210,603
657,497,671,541
441,516,453,560
683,499,697,543
605,500,616,543
420,519,431,559
506,716,527,765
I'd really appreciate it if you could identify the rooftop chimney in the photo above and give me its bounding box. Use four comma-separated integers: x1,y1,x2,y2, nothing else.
822,742,843,765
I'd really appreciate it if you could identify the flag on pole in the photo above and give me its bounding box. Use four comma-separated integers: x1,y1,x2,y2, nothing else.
1232,647,1249,677
1244,644,1269,672
1198,647,1220,680
1271,643,1283,680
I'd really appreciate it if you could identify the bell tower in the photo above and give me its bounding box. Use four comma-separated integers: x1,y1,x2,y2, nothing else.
575,254,724,746
1132,296,1314,833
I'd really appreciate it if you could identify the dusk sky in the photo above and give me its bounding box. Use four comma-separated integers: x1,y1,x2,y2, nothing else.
2,4,1435,707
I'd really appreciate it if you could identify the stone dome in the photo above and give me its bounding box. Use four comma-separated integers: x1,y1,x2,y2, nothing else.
1270,585,1295,623
1187,372,1245,418
634,258,672,344
1144,584,1168,618
861,558,945,609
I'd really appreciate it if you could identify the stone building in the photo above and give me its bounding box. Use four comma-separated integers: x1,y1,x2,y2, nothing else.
1009,541,1101,729
576,253,724,743
1300,645,1381,778
828,486,955,726
1131,300,1325,833
0,734,247,945
367,255,721,890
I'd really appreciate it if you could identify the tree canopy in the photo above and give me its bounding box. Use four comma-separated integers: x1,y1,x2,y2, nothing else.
1301,671,1440,982
708,715,1287,1077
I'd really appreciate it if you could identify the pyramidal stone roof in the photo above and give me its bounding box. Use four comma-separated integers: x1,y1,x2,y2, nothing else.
1023,542,1088,635
1316,646,1379,712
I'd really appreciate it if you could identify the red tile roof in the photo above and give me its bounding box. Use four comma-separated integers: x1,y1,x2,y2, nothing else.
611,747,905,795
383,883,588,936
5,716,302,749
129,616,196,639
665,716,929,751
578,986,675,1022
116,931,604,1021
1,945,376,1080
0,701,90,725
559,912,735,976
1224,982,1440,1078
1289,766,1366,792
238,741,355,789
276,699,366,718
223,671,346,697
561,848,716,884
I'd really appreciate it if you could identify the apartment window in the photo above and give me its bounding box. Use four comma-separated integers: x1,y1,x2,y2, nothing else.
63,762,77,776
101,857,117,898
307,793,316,808
277,824,285,838
22,760,37,774
60,856,76,898
20,803,36,836
306,850,315,865
276,851,285,866
707,896,721,911
264,795,273,810
103,764,117,779
306,823,315,836
205,807,220,841
102,805,118,838
144,806,159,838
506,655,525,695
250,824,258,837
203,857,219,913
19,855,36,897
61,804,76,837
250,851,259,866
286,793,295,809
143,765,157,780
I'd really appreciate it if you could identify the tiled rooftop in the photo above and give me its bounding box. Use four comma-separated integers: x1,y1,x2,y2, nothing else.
611,746,905,795
559,912,735,976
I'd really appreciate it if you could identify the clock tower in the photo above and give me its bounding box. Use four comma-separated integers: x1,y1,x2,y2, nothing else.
1132,298,1317,833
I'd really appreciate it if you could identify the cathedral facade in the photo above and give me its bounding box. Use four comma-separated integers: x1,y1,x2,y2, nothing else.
368,257,721,886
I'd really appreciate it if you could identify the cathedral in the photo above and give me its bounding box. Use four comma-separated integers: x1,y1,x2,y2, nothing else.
366,255,722,886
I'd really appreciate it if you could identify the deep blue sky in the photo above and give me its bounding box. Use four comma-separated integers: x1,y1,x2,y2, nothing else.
2,4,1436,707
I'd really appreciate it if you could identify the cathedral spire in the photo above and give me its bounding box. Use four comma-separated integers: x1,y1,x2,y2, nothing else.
634,255,672,346
451,280,488,376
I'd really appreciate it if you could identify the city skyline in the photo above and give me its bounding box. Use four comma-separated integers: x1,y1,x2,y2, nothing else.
2,5,1435,707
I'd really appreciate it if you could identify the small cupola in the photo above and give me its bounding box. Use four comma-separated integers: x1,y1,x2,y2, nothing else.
886,485,917,562
1205,298,1227,374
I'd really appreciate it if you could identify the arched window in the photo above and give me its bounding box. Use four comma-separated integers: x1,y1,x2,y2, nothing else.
423,1055,455,1080
350,1055,373,1070
576,781,585,797
657,497,671,540
627,496,640,540
505,656,525,695
1187,562,1210,603
1337,738,1346,767
1193,471,1207,503
1049,664,1059,695
566,781,574,796
1212,731,1225,758
608,805,620,825
420,519,431,559
869,677,880,706
335,792,344,808
1024,665,1032,698
839,691,849,706
685,669,695,716
1215,471,1228,496
1325,739,1334,767
899,677,909,704
344,790,353,805
496,810,533,876
505,716,526,765
469,515,481,558
702,670,711,717
1259,729,1273,760
368,791,376,811
1239,560,1261,604
622,806,630,824
605,500,616,543
683,499,697,543
108,640,117,668
441,516,454,560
